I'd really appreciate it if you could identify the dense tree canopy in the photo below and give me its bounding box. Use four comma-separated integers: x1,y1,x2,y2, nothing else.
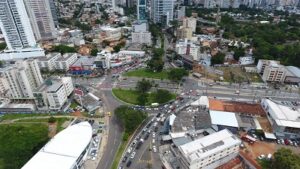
167,68,188,82
90,48,98,56
153,89,173,104
52,45,76,54
136,79,152,94
211,52,225,65
271,148,300,169
0,43,6,50
114,106,147,135
147,48,165,72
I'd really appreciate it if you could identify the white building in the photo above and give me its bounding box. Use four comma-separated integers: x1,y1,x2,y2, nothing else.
132,21,148,32
176,39,200,60
118,50,145,58
261,99,300,139
178,129,241,169
55,53,78,71
151,0,175,25
132,32,152,45
38,53,62,71
34,77,73,110
239,56,254,65
22,122,92,169
0,0,45,60
262,63,287,83
0,59,43,99
256,59,281,74
24,0,57,41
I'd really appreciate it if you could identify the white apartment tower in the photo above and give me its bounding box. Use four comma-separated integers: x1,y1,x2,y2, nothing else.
0,59,43,99
0,0,37,50
24,0,57,41
151,0,175,25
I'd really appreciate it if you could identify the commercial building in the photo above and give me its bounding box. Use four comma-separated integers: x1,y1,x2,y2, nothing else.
176,39,200,60
151,0,175,25
0,0,45,60
38,53,61,71
132,21,148,32
0,59,43,99
22,122,92,169
132,32,152,45
34,77,73,110
256,59,280,74
55,53,78,71
284,66,300,85
261,99,300,139
118,50,145,58
69,57,95,75
176,27,193,40
24,0,57,41
0,102,35,114
177,129,241,169
137,0,147,21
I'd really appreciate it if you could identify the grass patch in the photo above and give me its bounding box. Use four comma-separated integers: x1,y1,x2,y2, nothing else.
111,135,128,169
70,102,79,109
56,118,71,132
124,69,168,79
112,88,176,105
0,123,49,169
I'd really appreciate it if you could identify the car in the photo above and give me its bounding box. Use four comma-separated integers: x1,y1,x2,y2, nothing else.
118,166,124,169
130,152,136,159
152,139,155,144
258,154,265,160
152,133,156,138
122,156,128,163
126,161,132,167
153,146,157,153
132,139,138,146
127,147,133,154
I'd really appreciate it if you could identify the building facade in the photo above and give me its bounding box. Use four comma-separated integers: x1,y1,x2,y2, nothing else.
0,0,37,50
24,0,57,41
182,17,197,33
262,64,287,83
132,32,152,45
0,59,43,99
151,0,175,25
137,0,147,21
55,53,78,71
38,53,62,71
176,27,193,40
176,39,200,60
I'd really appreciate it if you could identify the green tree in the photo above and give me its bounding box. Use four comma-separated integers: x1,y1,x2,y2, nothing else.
95,19,102,24
137,93,148,105
52,45,76,54
113,44,122,53
233,48,245,60
0,42,6,50
271,148,300,169
154,89,173,104
114,105,147,134
90,48,98,56
136,79,152,93
167,68,188,82
48,116,56,123
211,52,225,65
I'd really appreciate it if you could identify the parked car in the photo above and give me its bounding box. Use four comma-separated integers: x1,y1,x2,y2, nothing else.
130,152,136,159
126,161,132,167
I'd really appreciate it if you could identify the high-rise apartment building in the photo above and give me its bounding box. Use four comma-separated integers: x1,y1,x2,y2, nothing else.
151,0,175,25
137,0,147,21
24,0,57,41
0,59,44,99
0,0,37,50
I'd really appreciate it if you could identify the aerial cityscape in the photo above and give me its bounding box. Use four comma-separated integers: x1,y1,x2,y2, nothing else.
0,0,300,169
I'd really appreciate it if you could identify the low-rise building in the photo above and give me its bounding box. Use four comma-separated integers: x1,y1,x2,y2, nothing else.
284,66,300,85
38,53,62,71
176,39,200,60
34,77,73,110
178,129,241,169
98,26,122,42
55,53,78,71
261,99,300,139
69,57,95,75
239,56,254,65
118,50,145,58
132,32,152,45
262,63,287,83
176,27,193,40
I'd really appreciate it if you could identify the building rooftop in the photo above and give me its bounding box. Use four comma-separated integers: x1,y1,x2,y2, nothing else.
178,129,241,163
56,53,77,61
36,79,63,93
262,99,300,128
71,57,95,67
22,122,92,169
209,99,266,117
210,110,239,128
286,66,300,78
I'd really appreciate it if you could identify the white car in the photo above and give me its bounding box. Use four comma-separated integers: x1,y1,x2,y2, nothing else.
130,152,136,159
153,146,157,153
258,154,265,160
152,133,156,138
127,147,132,154
152,139,155,144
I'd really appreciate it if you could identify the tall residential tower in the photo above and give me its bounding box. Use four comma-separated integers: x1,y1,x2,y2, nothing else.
151,0,175,26
137,0,147,21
